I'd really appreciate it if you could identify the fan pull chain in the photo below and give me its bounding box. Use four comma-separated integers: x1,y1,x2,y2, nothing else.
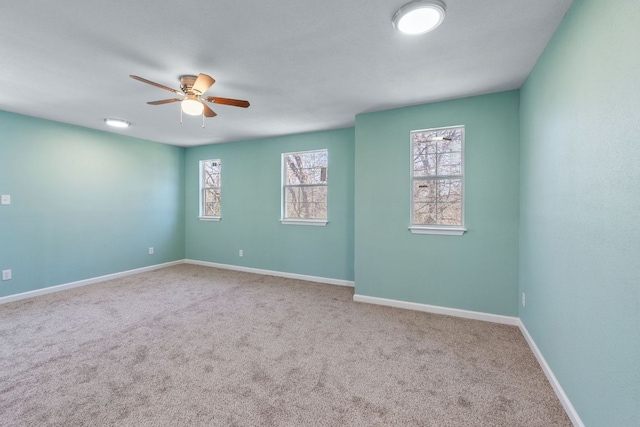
202,112,205,128
180,108,183,124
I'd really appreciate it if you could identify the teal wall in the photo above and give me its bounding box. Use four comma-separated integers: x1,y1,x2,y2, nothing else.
354,91,520,316
184,128,354,281
519,0,640,425
0,111,185,298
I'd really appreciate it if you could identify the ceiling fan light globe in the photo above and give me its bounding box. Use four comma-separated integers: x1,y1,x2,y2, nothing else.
181,99,204,116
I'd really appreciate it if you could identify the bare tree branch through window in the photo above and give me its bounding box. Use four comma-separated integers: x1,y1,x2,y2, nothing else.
411,127,464,227
282,150,328,220
200,159,221,218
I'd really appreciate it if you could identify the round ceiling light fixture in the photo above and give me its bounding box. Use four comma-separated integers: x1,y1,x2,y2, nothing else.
104,118,131,128
393,0,447,35
181,97,204,116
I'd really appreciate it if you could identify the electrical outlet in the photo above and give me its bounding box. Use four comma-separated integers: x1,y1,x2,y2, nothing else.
239,249,243,257
2,270,11,281
148,247,154,255
522,292,526,308
1,195,10,205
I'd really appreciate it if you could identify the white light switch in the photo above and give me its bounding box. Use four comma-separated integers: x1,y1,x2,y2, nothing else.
2,270,11,281
1,195,10,205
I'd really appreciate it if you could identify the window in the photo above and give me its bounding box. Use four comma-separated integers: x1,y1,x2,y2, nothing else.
199,159,221,221
281,149,328,226
410,126,466,235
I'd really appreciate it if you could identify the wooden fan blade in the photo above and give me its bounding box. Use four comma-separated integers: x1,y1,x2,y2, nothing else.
205,96,250,108
130,75,182,95
192,73,215,95
202,103,217,117
147,98,182,105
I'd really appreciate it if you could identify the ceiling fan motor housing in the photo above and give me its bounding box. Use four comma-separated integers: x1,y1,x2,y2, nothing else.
180,75,198,94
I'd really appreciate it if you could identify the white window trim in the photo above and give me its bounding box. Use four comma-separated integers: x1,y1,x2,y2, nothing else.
198,216,221,222
410,125,466,236
409,225,465,236
199,159,222,221
280,219,328,226
281,149,328,224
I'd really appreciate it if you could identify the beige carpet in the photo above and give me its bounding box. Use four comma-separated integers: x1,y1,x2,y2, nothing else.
0,264,570,426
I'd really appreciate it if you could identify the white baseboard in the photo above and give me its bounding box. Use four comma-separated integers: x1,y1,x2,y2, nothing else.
184,259,355,288
518,320,584,427
1,258,354,305
353,294,520,325
0,260,184,306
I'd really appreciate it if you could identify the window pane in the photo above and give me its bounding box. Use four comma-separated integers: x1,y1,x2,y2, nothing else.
437,153,451,175
413,180,436,203
205,202,220,216
298,202,312,218
436,153,463,177
437,139,454,154
413,157,426,176
205,189,220,205
438,130,462,153
414,153,437,177
204,188,220,203
203,189,221,217
283,186,328,219
449,152,462,175
437,179,462,203
414,203,437,224
448,130,463,152
437,202,462,225
306,187,316,202
285,187,300,206
315,202,327,219
449,139,461,152
307,167,328,183
313,185,327,203
203,160,221,188
299,187,311,204
284,202,298,218
284,156,301,184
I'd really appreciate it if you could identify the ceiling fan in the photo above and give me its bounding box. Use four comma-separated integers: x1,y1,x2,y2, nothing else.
129,73,250,125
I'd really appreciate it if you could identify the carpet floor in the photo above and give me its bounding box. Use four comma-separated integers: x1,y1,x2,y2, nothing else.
0,264,571,426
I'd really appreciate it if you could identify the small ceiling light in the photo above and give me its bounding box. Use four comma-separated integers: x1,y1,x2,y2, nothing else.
181,97,204,116
393,0,446,35
104,118,131,128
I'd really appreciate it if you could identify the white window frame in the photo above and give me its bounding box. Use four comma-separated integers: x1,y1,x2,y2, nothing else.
409,125,466,236
198,159,222,221
281,149,328,226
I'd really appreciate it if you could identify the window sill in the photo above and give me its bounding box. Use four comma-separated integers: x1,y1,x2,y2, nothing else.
198,216,221,222
280,219,328,227
409,226,466,236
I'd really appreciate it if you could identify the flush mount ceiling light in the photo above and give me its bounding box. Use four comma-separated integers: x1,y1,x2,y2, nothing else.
104,118,131,128
393,0,447,35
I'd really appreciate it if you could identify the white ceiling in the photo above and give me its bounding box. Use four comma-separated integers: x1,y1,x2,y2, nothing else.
0,0,572,147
